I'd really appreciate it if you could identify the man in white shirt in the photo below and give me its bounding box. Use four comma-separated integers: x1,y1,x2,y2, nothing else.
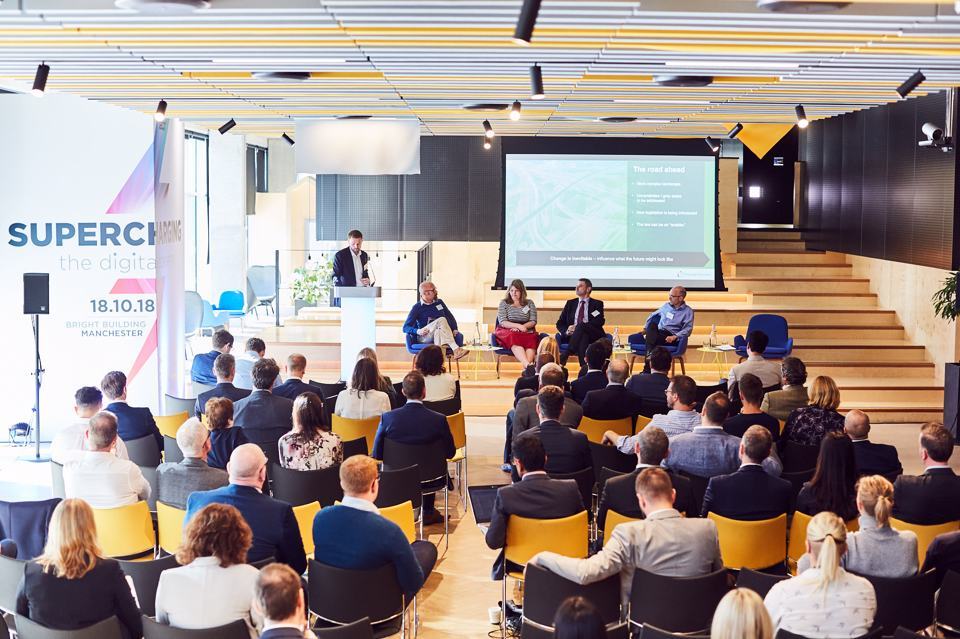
234,337,278,391
63,411,151,508
604,375,701,451
728,330,781,388
255,564,315,639
50,386,128,464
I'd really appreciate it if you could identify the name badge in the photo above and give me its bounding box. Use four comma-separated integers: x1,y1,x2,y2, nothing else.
591,309,600,318
521,306,530,314
436,304,444,311
665,311,675,320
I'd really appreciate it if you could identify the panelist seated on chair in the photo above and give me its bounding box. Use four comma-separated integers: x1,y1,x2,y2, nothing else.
157,417,228,509
727,330,782,389
191,329,234,387
273,354,316,402
372,371,456,527
335,357,392,420
63,411,151,509
485,433,585,581
233,358,294,460
530,467,722,607
195,354,251,418
555,278,605,369
186,444,307,574
581,359,644,422
638,286,694,373
494,279,540,371
51,386,129,464
313,455,437,602
102,369,163,452
256,563,313,639
624,346,672,414
517,386,591,477
722,373,781,442
571,342,612,404
605,375,701,450
414,345,458,402
845,410,902,481
892,421,960,525
403,280,467,361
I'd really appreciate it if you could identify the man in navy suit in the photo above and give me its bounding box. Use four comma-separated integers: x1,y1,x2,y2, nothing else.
273,354,315,401
845,409,902,481
373,370,455,526
331,229,372,307
255,563,311,639
101,370,162,452
233,358,294,466
581,359,644,421
523,386,591,476
187,444,306,574
625,346,671,416
190,329,233,386
556,278,605,368
893,422,960,525
194,353,251,417
701,425,793,520
570,342,608,404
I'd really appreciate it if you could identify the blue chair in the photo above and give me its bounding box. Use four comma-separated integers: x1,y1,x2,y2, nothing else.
200,299,230,334
490,321,549,379
214,290,246,319
405,332,465,378
733,314,793,360
555,331,614,358
627,315,688,375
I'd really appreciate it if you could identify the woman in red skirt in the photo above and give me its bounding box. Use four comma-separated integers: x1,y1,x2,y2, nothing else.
495,279,539,370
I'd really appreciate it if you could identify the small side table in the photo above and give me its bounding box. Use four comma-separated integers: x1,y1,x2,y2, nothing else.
462,343,497,381
697,345,732,380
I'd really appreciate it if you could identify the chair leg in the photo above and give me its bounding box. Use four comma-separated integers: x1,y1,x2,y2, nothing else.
628,355,635,375
464,448,469,512
501,575,508,637
679,356,686,376
444,486,449,553
496,355,501,380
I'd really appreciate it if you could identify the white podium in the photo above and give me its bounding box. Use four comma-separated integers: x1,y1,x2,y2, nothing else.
335,286,381,381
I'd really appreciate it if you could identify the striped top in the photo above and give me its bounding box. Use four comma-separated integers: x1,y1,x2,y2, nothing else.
497,300,538,326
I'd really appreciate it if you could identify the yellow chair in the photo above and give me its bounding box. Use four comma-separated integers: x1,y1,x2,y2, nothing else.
293,501,321,556
890,517,960,566
778,419,785,435
380,501,417,544
156,412,189,439
447,412,468,510
635,415,652,433
708,512,787,570
603,509,641,546
787,510,812,572
156,501,187,555
577,417,632,444
846,518,860,533
93,501,155,559
331,415,381,455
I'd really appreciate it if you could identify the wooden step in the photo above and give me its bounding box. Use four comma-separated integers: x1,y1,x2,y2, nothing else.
541,290,749,303
732,263,854,278
737,230,803,241
725,278,872,294
726,251,845,265
749,292,877,308
787,342,927,362
738,239,809,251
499,308,901,327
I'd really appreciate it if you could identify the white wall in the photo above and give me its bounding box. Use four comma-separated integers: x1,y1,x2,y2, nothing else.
208,132,248,298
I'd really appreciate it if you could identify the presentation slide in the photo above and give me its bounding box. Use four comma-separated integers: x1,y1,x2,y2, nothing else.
503,153,718,289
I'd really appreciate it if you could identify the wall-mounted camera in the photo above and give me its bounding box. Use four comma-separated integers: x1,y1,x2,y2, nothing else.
919,122,953,152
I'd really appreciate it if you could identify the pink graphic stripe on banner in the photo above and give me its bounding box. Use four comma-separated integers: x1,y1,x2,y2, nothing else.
128,318,158,386
110,279,156,294
106,144,154,215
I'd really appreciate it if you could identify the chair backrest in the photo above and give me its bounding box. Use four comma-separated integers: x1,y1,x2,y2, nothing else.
578,417,632,444
787,510,813,569
157,501,187,555
292,501,321,556
163,395,197,416
184,292,203,334
589,442,637,478
141,464,159,511
331,415,381,458
118,554,180,618
636,414,652,431
0,555,25,613
423,397,462,417
863,569,937,635
93,501,155,559
50,461,66,499
270,463,344,507
17,615,125,639
447,412,467,450
522,562,621,628
125,434,162,467
375,465,423,510
889,518,960,567
640,626,710,639
780,468,814,504
247,265,278,299
505,511,589,569
313,617,375,639
736,567,790,599
604,509,641,546
379,501,416,543
164,435,184,464
780,442,821,473
629,568,729,633
694,383,726,411
747,314,790,346
936,569,960,632
142,615,250,639
341,437,368,459
708,512,787,571
313,381,348,401
156,412,189,439
216,290,245,312
308,559,406,626
678,472,709,517
597,467,628,498
382,439,448,485
548,468,595,514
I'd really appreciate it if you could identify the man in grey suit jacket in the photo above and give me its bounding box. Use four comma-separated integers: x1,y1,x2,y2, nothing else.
232,358,294,465
513,364,583,438
759,356,809,422
157,417,228,509
531,467,722,607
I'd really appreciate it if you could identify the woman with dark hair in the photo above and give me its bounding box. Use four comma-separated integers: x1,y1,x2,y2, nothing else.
553,596,607,639
204,397,248,470
279,392,342,470
796,431,859,521
415,344,457,401
155,503,261,638
335,357,391,419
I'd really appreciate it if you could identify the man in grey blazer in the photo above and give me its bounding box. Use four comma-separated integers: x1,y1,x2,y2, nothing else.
157,417,228,509
232,358,294,465
512,364,583,437
760,356,809,422
531,467,722,607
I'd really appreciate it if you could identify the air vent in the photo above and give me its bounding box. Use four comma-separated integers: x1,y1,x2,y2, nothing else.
654,75,713,88
757,0,850,12
115,0,210,13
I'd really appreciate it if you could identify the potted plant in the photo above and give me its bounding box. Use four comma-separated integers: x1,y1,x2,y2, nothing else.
292,259,333,314
933,271,959,322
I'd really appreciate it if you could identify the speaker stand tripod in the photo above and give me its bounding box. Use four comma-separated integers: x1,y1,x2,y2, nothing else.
20,314,48,462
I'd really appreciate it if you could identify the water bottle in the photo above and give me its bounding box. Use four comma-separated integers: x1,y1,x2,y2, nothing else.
612,326,621,349
708,324,719,348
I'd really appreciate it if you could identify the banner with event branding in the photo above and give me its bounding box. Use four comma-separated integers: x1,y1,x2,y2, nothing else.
0,92,164,440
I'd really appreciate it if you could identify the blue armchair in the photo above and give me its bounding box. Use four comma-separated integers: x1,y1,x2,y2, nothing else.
627,315,688,375
405,331,465,378
201,300,231,334
214,290,246,319
733,314,793,360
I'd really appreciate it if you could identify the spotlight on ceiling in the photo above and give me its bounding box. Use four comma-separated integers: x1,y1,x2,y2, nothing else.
756,0,850,12
31,63,49,97
282,133,295,145
252,71,311,82
727,123,744,139
654,75,713,88
512,0,542,45
154,99,167,123
598,116,637,123
530,65,545,100
896,70,926,98
483,120,495,139
462,103,510,112
218,118,237,135
115,0,210,13
705,136,721,153
510,101,522,121
795,104,809,129
483,139,492,150
336,114,372,119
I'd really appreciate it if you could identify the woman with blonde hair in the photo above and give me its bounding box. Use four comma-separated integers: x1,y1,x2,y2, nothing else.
494,279,539,370
781,375,845,447
15,498,142,638
537,335,569,383
711,588,773,639
765,512,876,638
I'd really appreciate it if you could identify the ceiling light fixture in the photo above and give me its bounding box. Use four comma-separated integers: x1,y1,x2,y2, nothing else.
115,0,210,13
530,65,545,100
654,75,714,88
282,133,295,145
705,137,721,153
728,123,744,139
252,71,311,82
483,120,495,139
483,139,492,150
756,0,850,12
31,62,49,97
512,0,542,45
510,101,522,121
462,103,510,112
795,104,809,128
218,118,237,134
896,69,926,98
154,99,167,123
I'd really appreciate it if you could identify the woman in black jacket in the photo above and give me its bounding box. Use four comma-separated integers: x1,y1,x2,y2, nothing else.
796,431,859,522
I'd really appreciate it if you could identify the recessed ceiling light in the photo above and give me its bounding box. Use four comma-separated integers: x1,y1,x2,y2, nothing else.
115,0,210,13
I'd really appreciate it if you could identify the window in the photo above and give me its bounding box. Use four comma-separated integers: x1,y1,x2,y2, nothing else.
184,132,210,295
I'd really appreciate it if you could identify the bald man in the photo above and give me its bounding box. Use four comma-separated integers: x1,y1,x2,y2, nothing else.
844,409,902,481
581,359,644,422
640,285,694,373
185,444,306,573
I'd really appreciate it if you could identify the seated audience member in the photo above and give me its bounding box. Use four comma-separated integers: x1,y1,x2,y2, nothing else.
521,386,591,476
102,369,162,451
606,376,700,449
486,433,585,580
204,397,248,471
702,425,793,519
15,499,142,639
272,354,314,401
157,418,228,509
233,358,293,461
313,455,437,602
571,342,608,404
581,359,644,421
537,335,570,383
255,563,312,639
796,432,858,521
356,347,398,403
553,596,606,639
764,512,876,638
844,409,902,480
711,588,774,639
597,427,696,534
186,444,306,574
515,352,555,398
191,329,234,387
781,375,844,448
505,362,582,472
639,286,694,373
403,280,468,361
234,337,276,391
335,357,392,419
194,354,251,418
63,411,150,508
892,421,960,525
728,330,781,388
761,357,809,422
415,344,457,402
155,504,261,637
278,392,342,471
50,386,129,463
580,337,613,380
625,345,672,415
921,530,960,587
556,278,605,369
372,371,455,526
723,373,780,442
495,279,540,371
532,467,722,606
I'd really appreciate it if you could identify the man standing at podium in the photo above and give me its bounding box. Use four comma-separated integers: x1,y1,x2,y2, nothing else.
332,230,374,305
403,281,468,361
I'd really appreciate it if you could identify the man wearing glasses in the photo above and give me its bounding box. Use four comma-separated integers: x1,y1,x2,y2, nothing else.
402,280,468,361
639,285,694,373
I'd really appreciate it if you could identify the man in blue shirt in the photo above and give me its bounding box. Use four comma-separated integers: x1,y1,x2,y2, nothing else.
402,280,467,360
641,285,694,373
190,329,233,386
